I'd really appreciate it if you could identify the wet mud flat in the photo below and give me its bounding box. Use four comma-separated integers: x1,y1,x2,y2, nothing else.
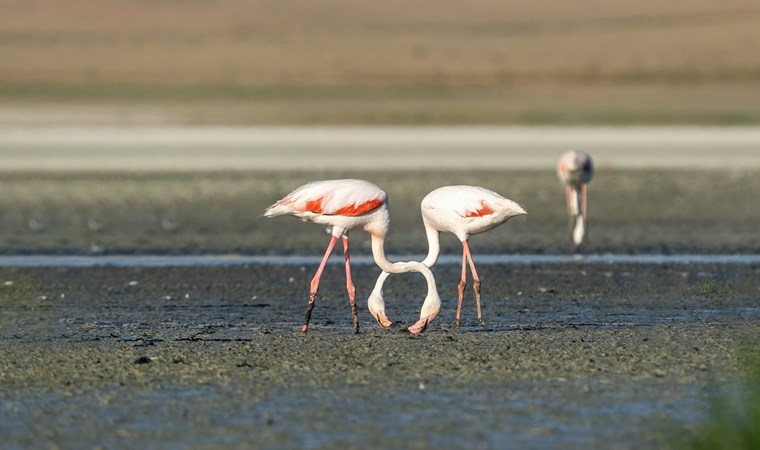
2,168,760,255
1,263,759,449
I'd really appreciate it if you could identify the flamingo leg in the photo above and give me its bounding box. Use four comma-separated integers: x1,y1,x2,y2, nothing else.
303,234,339,334
462,240,485,327
342,235,360,334
455,244,467,328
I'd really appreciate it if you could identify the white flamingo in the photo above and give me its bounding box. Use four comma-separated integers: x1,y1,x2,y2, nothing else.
557,150,594,252
368,185,526,328
265,179,440,334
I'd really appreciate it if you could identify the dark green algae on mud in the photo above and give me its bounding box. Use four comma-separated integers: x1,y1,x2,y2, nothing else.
1,168,759,255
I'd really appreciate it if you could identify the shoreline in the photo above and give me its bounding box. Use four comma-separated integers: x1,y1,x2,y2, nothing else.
2,125,760,172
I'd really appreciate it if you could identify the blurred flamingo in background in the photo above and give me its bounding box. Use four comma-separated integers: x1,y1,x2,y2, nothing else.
265,179,440,334
557,150,594,252
368,185,526,328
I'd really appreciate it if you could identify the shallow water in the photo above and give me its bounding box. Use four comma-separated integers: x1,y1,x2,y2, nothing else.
0,379,704,450
1,253,759,267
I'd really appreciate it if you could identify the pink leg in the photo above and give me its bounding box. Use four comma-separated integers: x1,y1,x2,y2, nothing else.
342,235,359,334
303,235,339,334
462,240,485,327
455,244,467,328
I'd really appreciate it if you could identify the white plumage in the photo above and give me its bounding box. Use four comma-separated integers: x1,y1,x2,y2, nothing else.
421,185,527,241
265,179,440,334
265,179,386,218
369,185,526,329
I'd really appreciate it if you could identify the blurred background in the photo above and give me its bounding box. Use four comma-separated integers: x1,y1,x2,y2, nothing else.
1,0,759,255
2,0,760,125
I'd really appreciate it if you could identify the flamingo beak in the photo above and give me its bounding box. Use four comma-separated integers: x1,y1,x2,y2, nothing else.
407,312,438,334
370,309,393,328
367,279,393,328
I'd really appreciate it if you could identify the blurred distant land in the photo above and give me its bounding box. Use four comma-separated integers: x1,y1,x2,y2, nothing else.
1,0,759,125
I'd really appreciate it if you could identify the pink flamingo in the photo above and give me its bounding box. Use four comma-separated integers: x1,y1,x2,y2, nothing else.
264,179,440,334
369,185,526,328
557,150,594,252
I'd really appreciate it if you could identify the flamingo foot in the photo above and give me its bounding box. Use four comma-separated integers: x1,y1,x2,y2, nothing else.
300,324,309,334
370,309,393,328
407,313,438,335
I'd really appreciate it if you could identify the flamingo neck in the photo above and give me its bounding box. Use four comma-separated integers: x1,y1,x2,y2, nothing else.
369,233,441,320
569,185,582,217
569,185,586,247
421,222,440,268
370,235,436,288
572,215,586,247
370,234,391,272
370,234,409,273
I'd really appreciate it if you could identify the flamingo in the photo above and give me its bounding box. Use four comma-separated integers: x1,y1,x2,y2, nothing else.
368,185,526,328
557,150,594,252
264,179,440,334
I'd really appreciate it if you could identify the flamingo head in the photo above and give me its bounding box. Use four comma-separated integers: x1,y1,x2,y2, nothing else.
558,150,594,187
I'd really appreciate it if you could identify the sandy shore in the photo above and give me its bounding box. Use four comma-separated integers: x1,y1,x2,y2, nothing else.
2,125,760,171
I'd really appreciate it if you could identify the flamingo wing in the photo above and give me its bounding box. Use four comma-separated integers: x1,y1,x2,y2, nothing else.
423,185,503,218
265,179,386,218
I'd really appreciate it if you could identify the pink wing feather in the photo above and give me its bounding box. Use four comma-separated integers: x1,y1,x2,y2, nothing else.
265,179,386,218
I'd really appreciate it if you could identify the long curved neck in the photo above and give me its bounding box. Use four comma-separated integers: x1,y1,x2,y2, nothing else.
371,234,435,283
421,222,440,268
570,185,586,247
371,234,408,273
370,233,441,319
569,185,582,217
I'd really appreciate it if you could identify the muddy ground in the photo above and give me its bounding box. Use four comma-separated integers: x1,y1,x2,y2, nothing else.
1,167,759,449
1,262,759,449
1,168,760,255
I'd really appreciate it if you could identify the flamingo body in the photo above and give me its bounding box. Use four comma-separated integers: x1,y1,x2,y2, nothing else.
369,185,526,329
264,179,389,238
421,185,526,242
265,179,440,334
